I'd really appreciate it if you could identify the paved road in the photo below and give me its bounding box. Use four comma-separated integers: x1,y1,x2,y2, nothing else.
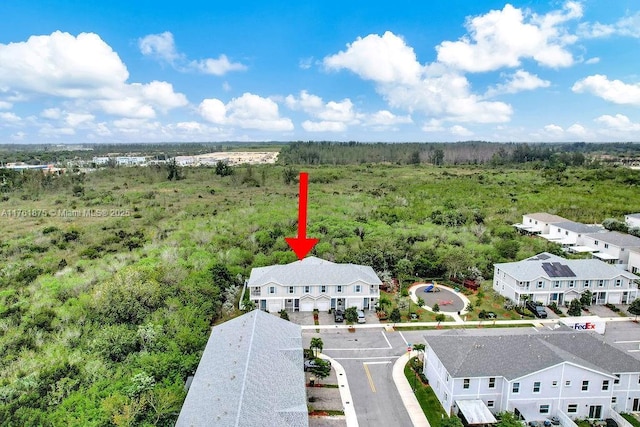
304,328,413,427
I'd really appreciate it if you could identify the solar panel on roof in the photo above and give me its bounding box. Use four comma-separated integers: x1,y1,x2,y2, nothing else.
542,262,576,277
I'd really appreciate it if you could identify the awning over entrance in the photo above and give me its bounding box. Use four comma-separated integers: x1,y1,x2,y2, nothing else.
567,245,597,253
592,252,618,261
456,400,497,426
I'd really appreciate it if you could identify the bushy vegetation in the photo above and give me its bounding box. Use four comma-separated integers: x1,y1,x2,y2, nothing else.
1,147,640,424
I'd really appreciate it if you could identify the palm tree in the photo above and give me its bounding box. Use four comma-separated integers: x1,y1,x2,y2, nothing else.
413,343,426,362
310,337,323,358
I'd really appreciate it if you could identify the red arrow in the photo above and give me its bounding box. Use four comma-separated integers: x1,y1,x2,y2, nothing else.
285,172,319,260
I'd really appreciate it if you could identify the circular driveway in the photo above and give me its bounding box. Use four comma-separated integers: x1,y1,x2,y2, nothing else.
413,284,466,313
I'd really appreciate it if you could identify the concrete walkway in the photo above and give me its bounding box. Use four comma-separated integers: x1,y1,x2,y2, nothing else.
392,351,430,427
408,283,471,319
319,353,359,427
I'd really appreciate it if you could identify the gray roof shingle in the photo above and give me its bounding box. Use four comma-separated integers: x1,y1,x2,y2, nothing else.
553,221,604,234
426,330,640,380
176,310,308,427
584,231,640,248
247,256,381,287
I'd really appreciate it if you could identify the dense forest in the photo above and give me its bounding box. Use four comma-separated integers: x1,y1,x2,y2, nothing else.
0,145,640,425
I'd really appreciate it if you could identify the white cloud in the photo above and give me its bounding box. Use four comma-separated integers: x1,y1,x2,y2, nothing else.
422,119,445,132
38,124,75,136
366,110,413,126
485,69,550,97
96,98,156,119
302,120,347,132
140,31,246,76
584,57,600,65
41,108,62,119
199,93,293,131
578,12,640,39
0,31,129,98
323,32,512,124
595,114,640,132
450,125,473,137
435,2,580,72
0,101,12,109
136,80,188,111
325,31,421,85
191,55,247,76
138,31,181,63
543,124,564,136
65,112,95,127
299,57,313,70
572,74,640,106
0,112,21,123
566,123,587,137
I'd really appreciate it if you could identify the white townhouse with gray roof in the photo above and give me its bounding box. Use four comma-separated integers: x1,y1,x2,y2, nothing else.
245,256,381,313
493,253,639,306
581,231,640,269
176,310,308,427
513,213,569,235
626,213,640,229
544,221,604,251
424,331,640,421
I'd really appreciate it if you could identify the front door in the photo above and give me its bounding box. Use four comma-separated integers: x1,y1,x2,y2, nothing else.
633,398,640,412
588,405,602,419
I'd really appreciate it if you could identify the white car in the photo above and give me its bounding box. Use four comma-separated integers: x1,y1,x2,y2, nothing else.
357,310,366,323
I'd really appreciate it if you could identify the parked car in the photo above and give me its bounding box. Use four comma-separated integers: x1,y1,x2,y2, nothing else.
526,300,548,318
357,310,366,323
304,358,330,372
334,309,344,322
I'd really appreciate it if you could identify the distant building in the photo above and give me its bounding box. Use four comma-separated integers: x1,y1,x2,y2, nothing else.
493,252,639,306
543,220,604,251
626,213,640,229
115,156,146,166
424,330,640,420
92,156,110,165
513,213,569,235
176,310,308,427
245,256,381,312
582,231,640,269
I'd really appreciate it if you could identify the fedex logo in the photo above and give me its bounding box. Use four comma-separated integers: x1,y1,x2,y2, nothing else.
573,322,595,330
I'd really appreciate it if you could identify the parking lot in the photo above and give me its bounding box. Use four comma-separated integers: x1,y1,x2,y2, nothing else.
288,309,381,326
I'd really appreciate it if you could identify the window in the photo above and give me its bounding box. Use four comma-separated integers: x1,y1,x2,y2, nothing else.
567,404,578,413
487,400,495,408
540,404,550,414
320,285,326,293
446,374,450,382
598,280,604,287
463,379,470,389
269,286,276,294
565,380,571,387
512,382,520,393
582,380,589,391
569,281,575,288
595,240,599,246
489,377,496,388
289,286,294,294
612,396,617,404
604,243,609,249
553,281,560,288
614,374,620,385
304,285,310,293
537,281,544,289
337,285,342,293
533,381,541,393
615,279,621,287
602,380,609,391
355,285,361,293
584,280,590,288
552,380,558,387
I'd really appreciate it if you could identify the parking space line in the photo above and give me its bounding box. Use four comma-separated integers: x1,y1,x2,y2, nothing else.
333,356,400,360
398,331,408,345
364,361,392,365
381,331,392,349
363,363,376,393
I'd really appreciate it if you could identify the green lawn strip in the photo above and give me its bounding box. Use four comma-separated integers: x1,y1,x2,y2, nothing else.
622,414,640,427
404,358,448,427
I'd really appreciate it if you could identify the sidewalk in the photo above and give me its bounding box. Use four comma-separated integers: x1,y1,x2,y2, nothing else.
319,354,359,427
392,351,430,427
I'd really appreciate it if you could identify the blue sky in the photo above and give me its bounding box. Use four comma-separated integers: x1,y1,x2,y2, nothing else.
1,0,639,143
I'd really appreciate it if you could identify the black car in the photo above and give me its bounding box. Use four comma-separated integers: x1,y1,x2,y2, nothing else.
334,309,344,322
526,300,548,318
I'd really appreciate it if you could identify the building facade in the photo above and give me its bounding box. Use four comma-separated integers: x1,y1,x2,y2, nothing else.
581,231,640,269
245,256,381,313
424,332,640,421
493,253,639,306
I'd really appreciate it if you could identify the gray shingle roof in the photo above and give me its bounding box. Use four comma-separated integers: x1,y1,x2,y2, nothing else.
176,310,308,427
554,221,604,234
584,231,640,247
494,253,640,281
426,330,640,380
627,213,640,220
247,256,382,287
526,213,569,223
